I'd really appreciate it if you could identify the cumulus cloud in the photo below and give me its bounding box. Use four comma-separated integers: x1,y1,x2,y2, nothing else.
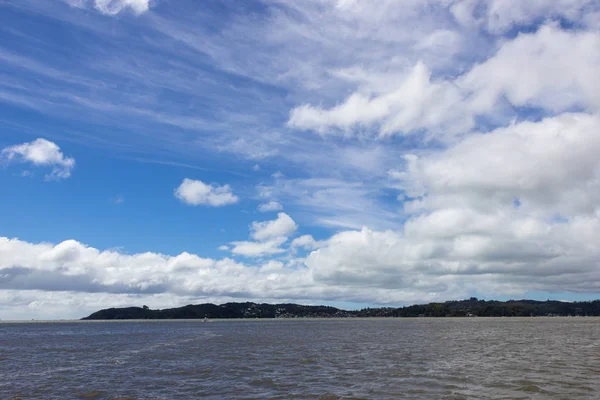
2,199,599,319
285,113,600,301
459,24,600,114
288,24,600,138
229,237,288,257
289,62,473,138
290,235,320,250
315,113,599,296
0,236,308,301
225,213,298,257
251,212,297,241
1,138,75,180
174,178,239,207
400,113,600,216
258,201,283,212
306,213,600,293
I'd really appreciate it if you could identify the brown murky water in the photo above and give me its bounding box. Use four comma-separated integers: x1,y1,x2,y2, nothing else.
1,318,599,399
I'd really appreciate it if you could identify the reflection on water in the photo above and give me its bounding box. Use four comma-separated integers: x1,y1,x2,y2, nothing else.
1,318,599,399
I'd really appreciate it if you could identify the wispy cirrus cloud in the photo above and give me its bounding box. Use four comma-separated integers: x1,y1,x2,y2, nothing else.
66,0,151,15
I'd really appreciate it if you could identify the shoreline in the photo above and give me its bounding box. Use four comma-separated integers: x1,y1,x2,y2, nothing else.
2,316,600,323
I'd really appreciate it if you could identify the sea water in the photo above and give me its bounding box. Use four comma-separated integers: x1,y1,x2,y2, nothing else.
1,318,599,399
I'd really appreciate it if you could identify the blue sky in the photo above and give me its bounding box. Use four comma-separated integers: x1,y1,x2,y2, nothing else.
1,0,600,319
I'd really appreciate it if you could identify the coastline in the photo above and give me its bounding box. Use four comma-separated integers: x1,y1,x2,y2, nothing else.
3,316,600,324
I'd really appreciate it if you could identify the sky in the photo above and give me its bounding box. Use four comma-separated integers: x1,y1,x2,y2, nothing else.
1,0,599,319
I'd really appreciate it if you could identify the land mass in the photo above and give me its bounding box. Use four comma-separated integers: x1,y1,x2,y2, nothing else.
82,298,600,320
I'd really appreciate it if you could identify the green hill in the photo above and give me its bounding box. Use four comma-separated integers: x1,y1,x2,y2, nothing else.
82,298,600,320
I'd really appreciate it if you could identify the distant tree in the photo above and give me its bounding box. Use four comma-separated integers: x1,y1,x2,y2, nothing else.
143,305,149,310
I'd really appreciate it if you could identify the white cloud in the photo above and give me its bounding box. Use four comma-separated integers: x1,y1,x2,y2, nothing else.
0,290,188,320
451,0,599,33
3,0,600,319
223,213,298,257
174,178,239,207
459,24,600,114
288,62,472,138
306,113,598,296
298,113,600,300
290,235,320,250
94,0,150,15
0,236,311,317
288,24,600,139
229,237,288,257
415,29,463,54
251,212,297,241
306,228,407,286
3,199,598,319
66,0,150,15
252,164,260,171
306,215,600,293
258,201,283,212
1,138,75,180
400,113,600,216
218,136,280,160
151,0,466,96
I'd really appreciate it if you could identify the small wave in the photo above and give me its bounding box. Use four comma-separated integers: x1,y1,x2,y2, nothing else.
317,394,342,400
249,377,277,388
517,384,546,393
76,390,104,398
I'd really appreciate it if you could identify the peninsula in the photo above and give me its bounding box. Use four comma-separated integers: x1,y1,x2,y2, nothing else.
82,298,600,320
